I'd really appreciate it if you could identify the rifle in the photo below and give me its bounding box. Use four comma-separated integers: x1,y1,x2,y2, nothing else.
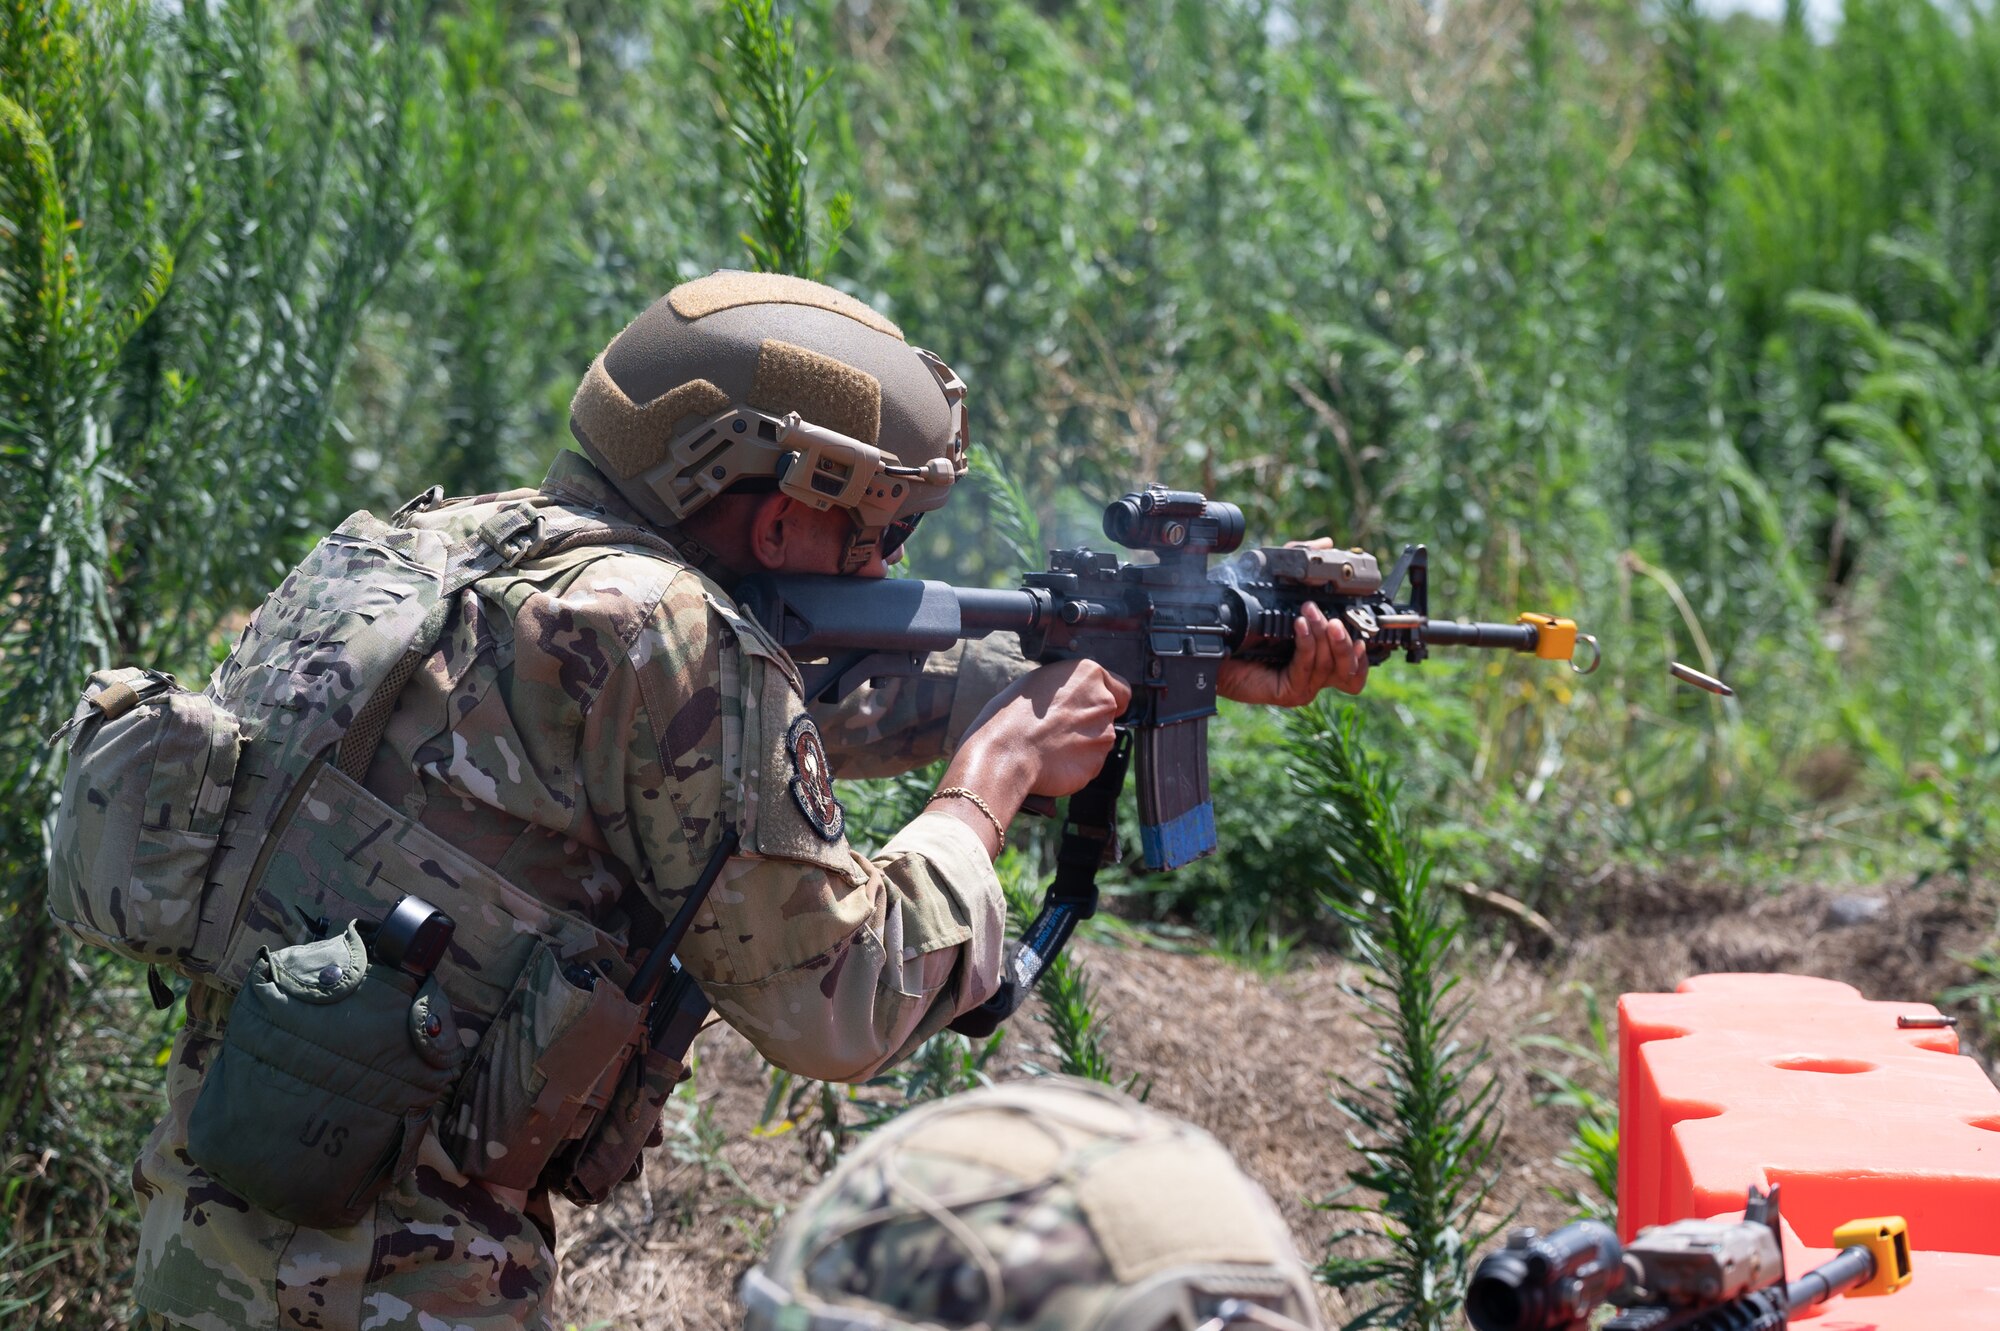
1463,1184,1913,1330
737,485,1600,1034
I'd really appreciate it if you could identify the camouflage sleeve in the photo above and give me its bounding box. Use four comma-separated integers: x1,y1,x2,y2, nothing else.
598,569,1006,1083
810,634,1034,778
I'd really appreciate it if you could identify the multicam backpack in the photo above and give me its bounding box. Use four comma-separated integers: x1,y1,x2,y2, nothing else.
47,492,708,1212
50,497,542,982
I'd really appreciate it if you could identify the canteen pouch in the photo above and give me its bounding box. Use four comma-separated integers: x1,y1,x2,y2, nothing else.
47,668,243,969
440,941,645,1190
187,921,463,1230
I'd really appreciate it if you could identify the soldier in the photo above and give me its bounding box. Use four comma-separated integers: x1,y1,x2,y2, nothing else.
127,272,1367,1330
741,1078,1325,1331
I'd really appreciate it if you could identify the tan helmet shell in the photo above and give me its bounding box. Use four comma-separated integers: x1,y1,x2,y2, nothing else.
568,271,967,546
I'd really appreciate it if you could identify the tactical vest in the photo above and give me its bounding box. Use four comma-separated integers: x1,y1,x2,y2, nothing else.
48,491,704,1218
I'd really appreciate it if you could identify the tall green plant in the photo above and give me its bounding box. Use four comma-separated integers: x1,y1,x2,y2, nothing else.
0,0,167,1166
1290,701,1502,1331
1523,985,1620,1223
423,0,546,495
1,2,428,1320
852,1029,1004,1132
112,0,430,662
968,446,1044,573
719,0,850,279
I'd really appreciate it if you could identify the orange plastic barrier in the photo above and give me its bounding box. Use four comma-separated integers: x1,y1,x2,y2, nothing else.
1618,973,2000,1328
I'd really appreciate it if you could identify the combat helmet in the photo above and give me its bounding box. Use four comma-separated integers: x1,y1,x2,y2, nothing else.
568,270,968,572
740,1078,1324,1331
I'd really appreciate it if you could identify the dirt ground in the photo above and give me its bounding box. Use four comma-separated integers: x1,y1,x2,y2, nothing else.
552,868,1998,1330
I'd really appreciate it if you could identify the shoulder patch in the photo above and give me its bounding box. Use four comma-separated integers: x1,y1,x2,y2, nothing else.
785,714,844,843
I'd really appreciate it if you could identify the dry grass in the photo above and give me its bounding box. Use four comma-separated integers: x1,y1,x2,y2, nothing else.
553,869,1998,1329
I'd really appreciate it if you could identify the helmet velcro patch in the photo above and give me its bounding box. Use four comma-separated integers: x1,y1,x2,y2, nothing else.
748,339,883,446
896,1107,1071,1181
1074,1135,1287,1281
668,270,906,341
570,358,730,478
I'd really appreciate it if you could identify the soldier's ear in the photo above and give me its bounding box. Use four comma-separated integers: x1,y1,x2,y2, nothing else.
749,492,802,570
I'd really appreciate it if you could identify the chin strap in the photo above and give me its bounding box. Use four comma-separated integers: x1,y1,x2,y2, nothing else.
949,732,1130,1038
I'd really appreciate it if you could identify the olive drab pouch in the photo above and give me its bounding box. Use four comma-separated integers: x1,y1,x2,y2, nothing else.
187,920,463,1230
47,669,244,969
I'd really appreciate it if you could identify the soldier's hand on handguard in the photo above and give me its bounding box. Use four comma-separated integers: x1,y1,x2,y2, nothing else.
1219,537,1369,705
929,660,1132,858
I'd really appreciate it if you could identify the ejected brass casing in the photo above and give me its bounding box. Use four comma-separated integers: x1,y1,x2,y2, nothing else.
1670,661,1734,696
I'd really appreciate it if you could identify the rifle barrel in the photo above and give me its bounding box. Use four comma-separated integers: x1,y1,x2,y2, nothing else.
1786,1245,1877,1313
1423,619,1541,652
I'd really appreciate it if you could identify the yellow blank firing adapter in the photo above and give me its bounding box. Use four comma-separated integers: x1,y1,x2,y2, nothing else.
1518,612,1601,674
1517,612,1576,661
1832,1216,1914,1297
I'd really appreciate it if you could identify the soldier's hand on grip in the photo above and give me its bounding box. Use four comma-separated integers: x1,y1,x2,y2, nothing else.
967,658,1132,798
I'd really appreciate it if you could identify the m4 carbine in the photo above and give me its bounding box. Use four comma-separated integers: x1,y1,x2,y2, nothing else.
1464,1184,1913,1331
737,485,1599,1034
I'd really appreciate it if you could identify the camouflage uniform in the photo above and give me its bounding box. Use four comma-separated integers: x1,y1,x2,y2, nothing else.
132,450,1028,1331
740,1078,1324,1331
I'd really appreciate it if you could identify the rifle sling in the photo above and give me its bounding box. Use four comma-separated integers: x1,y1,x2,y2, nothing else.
629,826,740,1016
949,732,1131,1039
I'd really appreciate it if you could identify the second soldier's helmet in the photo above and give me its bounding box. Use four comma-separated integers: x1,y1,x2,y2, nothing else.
568,270,968,572
740,1078,1324,1331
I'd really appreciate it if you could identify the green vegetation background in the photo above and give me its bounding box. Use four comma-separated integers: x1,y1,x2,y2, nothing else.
3,0,1997,1323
